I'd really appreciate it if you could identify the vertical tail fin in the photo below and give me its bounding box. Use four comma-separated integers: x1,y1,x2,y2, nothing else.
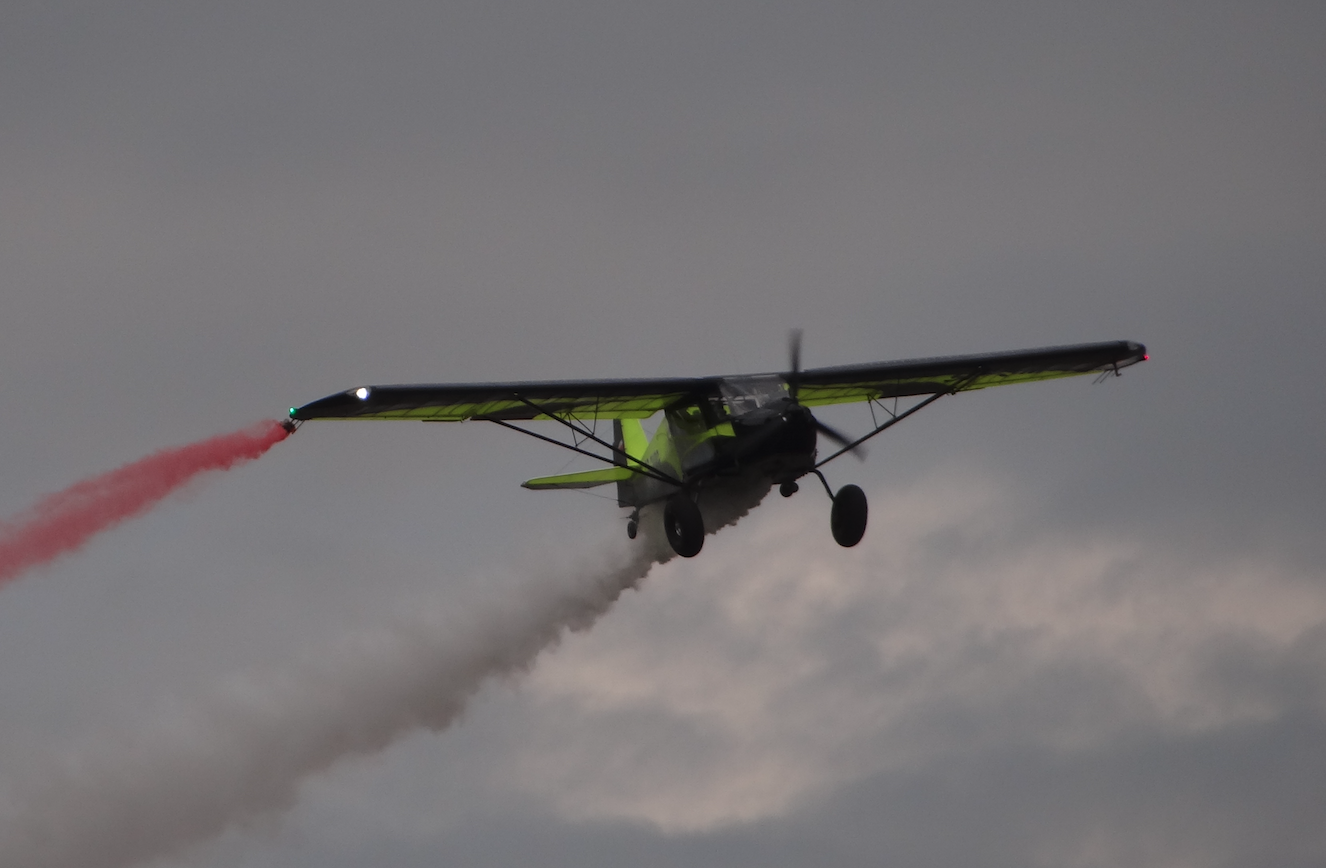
614,419,648,507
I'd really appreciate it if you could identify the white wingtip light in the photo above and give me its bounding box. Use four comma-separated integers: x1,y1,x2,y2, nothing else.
355,387,370,400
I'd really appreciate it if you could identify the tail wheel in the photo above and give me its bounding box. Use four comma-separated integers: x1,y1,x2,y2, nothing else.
663,494,705,558
830,484,868,547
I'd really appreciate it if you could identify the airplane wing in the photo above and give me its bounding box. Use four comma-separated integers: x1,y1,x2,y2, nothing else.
792,340,1147,407
290,340,1145,422
290,376,718,422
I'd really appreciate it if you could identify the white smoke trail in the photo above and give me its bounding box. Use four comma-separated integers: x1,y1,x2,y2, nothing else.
0,484,767,868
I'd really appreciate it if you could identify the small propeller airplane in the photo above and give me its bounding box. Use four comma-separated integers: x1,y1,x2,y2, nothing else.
288,335,1146,558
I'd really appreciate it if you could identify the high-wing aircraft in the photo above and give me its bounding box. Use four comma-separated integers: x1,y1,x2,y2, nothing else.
289,336,1146,558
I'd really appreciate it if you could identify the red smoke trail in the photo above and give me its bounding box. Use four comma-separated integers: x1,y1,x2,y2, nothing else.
0,420,291,588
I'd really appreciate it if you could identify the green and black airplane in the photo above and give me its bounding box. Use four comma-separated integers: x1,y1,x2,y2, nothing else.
289,335,1147,558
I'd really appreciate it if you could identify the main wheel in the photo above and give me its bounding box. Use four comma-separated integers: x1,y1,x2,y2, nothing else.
663,494,705,557
830,484,868,547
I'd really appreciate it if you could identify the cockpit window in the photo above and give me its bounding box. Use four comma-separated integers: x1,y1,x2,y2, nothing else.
669,402,709,432
719,376,789,416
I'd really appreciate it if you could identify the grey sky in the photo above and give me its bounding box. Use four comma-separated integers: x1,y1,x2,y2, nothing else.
0,2,1323,866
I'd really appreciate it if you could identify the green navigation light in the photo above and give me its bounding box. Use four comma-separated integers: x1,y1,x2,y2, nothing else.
289,407,297,418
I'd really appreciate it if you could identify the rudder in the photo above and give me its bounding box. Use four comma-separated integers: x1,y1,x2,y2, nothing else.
614,419,648,507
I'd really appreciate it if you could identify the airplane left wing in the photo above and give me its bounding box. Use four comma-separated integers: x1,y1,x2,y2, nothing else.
290,376,718,422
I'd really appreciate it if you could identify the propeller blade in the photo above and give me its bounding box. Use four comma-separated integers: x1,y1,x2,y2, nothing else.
814,417,867,461
787,329,803,401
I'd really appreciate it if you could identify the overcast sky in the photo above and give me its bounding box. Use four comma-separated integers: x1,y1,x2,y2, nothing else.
0,3,1323,866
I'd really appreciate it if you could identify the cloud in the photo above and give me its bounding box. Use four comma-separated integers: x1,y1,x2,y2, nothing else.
494,473,1326,834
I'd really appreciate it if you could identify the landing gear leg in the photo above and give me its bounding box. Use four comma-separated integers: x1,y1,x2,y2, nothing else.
663,493,705,558
830,484,868,547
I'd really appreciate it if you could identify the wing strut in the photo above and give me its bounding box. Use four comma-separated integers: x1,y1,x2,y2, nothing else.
481,418,682,487
813,371,983,469
477,394,683,487
510,395,684,486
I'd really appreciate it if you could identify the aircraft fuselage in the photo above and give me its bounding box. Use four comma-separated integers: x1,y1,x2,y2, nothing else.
623,390,817,509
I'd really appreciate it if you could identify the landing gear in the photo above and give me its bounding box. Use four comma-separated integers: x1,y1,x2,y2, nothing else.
663,494,705,558
779,480,799,498
830,484,868,547
626,517,638,539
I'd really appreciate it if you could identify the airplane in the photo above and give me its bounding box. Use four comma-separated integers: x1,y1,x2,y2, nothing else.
288,336,1147,558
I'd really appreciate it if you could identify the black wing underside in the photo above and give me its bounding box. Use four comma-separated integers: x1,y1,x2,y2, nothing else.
291,376,714,422
793,340,1147,407
290,340,1146,422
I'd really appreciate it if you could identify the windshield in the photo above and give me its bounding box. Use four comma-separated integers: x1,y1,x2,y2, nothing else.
719,376,789,416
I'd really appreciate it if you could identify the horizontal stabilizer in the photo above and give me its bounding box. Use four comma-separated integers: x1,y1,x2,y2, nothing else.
522,466,637,491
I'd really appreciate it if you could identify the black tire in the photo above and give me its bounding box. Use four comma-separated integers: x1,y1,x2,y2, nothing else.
663,494,705,557
626,519,638,540
830,484,868,547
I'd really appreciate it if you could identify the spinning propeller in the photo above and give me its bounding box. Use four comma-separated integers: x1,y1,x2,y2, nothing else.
786,329,866,461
